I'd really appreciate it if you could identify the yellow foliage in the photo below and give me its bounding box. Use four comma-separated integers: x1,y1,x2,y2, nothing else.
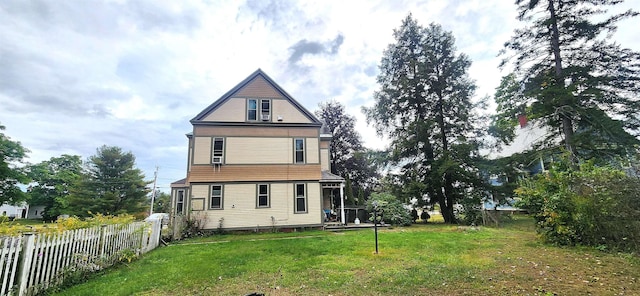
0,213,137,236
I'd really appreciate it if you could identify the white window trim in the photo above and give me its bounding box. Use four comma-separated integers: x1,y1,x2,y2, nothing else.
176,190,185,215
210,184,223,209
212,137,224,164
257,184,270,208
294,138,305,164
247,99,258,121
294,183,307,214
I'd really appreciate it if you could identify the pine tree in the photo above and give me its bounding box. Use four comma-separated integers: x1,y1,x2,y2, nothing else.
500,0,640,162
364,15,484,223
69,146,150,216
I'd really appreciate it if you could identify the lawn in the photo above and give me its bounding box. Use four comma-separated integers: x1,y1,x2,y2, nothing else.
53,215,639,295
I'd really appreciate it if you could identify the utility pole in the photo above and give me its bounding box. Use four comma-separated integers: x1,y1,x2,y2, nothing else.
149,166,158,216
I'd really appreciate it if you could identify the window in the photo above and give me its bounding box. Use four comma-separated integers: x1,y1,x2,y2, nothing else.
212,137,224,164
257,184,270,208
260,99,271,120
210,185,223,209
247,99,257,121
294,138,305,163
294,183,307,213
247,99,271,121
176,190,184,214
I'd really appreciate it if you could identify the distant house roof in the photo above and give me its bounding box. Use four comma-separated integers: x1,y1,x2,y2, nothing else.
190,69,322,126
170,178,187,188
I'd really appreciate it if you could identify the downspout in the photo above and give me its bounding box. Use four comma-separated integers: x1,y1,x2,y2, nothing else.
340,183,345,225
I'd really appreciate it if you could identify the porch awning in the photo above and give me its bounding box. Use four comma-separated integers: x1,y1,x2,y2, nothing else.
320,170,345,188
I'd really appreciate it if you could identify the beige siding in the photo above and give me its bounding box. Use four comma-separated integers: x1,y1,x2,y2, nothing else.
320,148,329,171
234,76,284,98
198,182,322,229
306,137,319,164
191,199,205,211
193,137,211,165
202,98,246,122
226,137,291,164
191,184,210,200
193,126,319,138
188,164,321,182
272,99,313,123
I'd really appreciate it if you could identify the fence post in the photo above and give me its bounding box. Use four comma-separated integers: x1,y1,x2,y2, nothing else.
16,233,36,296
99,224,107,259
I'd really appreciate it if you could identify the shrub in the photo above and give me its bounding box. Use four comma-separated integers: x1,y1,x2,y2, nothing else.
365,192,412,226
516,161,640,252
458,189,485,226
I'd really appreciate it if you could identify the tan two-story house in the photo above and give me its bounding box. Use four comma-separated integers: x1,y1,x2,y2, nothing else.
170,69,345,232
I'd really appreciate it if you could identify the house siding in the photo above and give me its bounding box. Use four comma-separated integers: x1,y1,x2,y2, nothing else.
193,137,212,165
226,137,292,164
203,97,246,122
234,76,285,98
193,126,318,138
321,148,329,171
194,182,322,229
272,99,314,123
187,165,321,182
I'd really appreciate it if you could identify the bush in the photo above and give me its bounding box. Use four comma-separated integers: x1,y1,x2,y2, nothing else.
516,161,640,252
365,192,412,226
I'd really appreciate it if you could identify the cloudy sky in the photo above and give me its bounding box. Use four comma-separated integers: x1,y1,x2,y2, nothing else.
1,0,638,192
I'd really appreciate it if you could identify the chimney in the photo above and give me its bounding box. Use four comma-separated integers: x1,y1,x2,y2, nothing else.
517,114,528,128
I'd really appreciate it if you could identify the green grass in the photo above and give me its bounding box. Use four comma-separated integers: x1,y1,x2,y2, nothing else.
52,215,640,296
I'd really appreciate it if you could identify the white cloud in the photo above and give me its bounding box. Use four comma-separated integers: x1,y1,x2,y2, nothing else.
1,0,638,192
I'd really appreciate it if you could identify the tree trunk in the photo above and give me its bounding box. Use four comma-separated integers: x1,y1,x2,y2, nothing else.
548,0,577,161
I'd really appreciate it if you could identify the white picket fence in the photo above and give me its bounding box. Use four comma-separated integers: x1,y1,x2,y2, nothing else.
0,219,162,296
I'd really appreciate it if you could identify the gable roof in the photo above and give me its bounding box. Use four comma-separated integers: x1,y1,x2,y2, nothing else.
191,69,322,125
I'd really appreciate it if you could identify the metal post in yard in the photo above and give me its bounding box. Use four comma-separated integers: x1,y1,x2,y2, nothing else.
373,201,379,254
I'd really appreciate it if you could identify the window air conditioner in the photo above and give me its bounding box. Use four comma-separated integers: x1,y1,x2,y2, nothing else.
261,114,271,121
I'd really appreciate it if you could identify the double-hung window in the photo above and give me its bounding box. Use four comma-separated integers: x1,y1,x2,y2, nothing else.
247,99,258,121
210,185,223,209
260,99,271,121
212,137,224,164
294,138,305,163
176,190,184,214
257,184,270,208
294,183,307,213
247,99,271,121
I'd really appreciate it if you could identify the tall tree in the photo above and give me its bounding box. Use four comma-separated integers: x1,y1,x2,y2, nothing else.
152,191,171,214
500,0,640,162
0,123,29,205
68,146,149,216
27,155,82,221
315,100,379,203
364,15,484,223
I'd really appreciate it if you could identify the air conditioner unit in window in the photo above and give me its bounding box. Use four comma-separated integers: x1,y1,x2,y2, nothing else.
261,114,271,121
212,157,223,164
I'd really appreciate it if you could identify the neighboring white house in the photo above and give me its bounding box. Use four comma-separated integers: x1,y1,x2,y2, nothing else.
0,203,45,219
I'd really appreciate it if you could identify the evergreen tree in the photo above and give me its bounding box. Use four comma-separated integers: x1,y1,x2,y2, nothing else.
500,0,640,162
27,155,82,221
315,100,379,202
364,15,485,223
69,146,149,216
0,123,29,205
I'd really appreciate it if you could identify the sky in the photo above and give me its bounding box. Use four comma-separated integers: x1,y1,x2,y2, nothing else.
1,0,639,193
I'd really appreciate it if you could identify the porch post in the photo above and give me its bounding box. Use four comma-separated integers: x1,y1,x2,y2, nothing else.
340,182,345,225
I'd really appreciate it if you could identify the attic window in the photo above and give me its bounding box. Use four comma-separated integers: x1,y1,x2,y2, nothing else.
247,99,271,121
247,99,257,121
